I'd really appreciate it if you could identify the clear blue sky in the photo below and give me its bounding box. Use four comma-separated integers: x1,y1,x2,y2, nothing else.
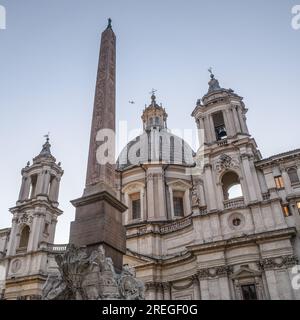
0,0,299,243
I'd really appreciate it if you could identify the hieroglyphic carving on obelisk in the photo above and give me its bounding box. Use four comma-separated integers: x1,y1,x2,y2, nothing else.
85,18,116,190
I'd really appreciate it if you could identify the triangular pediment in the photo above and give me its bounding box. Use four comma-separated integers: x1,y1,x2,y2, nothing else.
231,265,261,279
167,179,192,189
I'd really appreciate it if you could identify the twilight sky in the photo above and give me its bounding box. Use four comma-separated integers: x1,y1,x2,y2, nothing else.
0,0,299,243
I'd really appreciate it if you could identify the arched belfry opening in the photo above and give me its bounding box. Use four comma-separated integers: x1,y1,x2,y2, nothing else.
19,225,30,250
221,171,243,200
213,111,227,141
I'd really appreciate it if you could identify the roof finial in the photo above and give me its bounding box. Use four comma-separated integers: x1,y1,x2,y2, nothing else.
107,18,112,29
39,133,52,157
207,68,222,93
208,67,214,79
44,132,50,142
149,88,157,104
150,89,157,105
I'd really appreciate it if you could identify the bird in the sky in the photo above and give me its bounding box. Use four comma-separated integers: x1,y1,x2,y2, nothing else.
128,101,135,104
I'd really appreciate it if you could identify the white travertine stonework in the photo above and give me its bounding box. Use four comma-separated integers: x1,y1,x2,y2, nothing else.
119,74,300,300
0,29,299,300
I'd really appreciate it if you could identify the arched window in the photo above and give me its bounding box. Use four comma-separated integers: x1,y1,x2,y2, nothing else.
19,225,30,249
222,171,243,200
287,168,299,184
213,111,227,141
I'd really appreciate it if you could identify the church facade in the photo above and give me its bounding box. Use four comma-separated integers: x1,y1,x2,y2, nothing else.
0,21,300,300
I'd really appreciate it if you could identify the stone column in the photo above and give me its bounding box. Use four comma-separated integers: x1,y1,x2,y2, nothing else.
28,213,44,251
209,115,216,142
199,117,206,144
249,159,263,201
204,164,217,211
241,154,257,202
147,174,155,220
124,193,130,224
233,280,243,300
35,172,44,195
218,277,231,300
199,183,206,207
209,213,222,241
49,177,60,202
22,176,31,200
250,205,265,233
216,182,224,210
18,177,26,201
6,217,19,256
156,284,164,300
42,171,51,195
237,108,248,134
146,283,157,300
169,186,174,218
199,278,210,300
225,109,235,137
281,168,293,194
255,277,265,300
270,201,287,229
192,276,201,300
232,107,241,133
140,188,144,220
157,173,166,219
49,217,57,243
204,116,212,143
163,283,171,300
223,110,232,137
184,189,191,216
265,270,280,300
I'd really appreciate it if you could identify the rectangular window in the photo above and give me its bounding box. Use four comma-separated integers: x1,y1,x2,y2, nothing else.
132,199,141,220
297,202,300,214
130,192,141,220
241,284,257,300
282,205,291,217
274,176,284,189
173,197,184,217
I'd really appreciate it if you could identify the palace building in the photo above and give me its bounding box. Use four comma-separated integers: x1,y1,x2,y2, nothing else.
0,21,299,300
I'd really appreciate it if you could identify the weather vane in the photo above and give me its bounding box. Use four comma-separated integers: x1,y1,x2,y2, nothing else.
208,67,215,79
44,132,50,141
149,88,157,96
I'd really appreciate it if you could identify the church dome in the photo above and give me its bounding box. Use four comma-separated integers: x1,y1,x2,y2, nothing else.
117,92,195,170
117,128,195,170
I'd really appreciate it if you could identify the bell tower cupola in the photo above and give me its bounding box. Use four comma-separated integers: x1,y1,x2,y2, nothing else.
192,69,250,146
17,136,63,206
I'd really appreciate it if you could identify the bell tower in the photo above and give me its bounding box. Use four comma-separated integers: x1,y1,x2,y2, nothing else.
4,137,63,299
193,69,250,146
191,70,287,232
192,71,266,210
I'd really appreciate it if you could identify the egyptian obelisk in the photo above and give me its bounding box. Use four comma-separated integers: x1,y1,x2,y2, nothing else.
69,19,127,272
